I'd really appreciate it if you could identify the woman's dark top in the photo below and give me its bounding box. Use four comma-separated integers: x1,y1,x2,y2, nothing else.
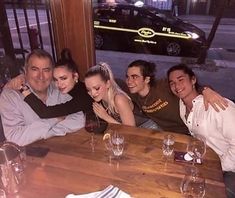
24,81,93,118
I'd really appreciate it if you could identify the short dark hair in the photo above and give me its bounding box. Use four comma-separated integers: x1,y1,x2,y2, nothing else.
167,63,199,91
25,49,54,68
127,60,156,86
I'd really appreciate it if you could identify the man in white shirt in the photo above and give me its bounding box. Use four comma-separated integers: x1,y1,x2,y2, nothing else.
167,63,235,198
0,49,85,146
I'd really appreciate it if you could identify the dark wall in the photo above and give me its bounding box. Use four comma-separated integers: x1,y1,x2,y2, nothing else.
210,0,235,18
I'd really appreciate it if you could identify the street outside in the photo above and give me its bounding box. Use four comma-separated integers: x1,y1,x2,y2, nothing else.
96,15,235,101
179,15,235,64
4,10,235,101
5,9,52,55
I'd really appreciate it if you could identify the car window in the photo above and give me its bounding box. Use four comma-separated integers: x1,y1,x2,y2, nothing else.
121,8,130,16
134,10,153,26
117,7,132,25
94,8,116,19
147,8,177,24
133,10,138,17
156,13,177,24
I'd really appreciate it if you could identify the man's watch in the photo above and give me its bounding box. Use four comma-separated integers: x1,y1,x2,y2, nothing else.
19,84,30,93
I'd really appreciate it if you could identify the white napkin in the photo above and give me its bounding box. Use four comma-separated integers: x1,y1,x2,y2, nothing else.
65,185,131,198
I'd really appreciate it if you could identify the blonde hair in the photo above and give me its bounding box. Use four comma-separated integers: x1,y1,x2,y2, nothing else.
85,62,130,114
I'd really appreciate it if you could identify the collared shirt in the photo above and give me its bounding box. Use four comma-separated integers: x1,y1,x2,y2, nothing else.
180,95,235,172
0,84,85,146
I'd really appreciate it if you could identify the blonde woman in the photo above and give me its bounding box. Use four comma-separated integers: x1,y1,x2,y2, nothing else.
84,62,135,126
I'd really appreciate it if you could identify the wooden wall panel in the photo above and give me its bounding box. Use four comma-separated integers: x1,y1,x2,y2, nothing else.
49,0,95,80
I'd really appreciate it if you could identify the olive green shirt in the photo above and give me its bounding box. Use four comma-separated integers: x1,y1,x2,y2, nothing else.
131,79,189,134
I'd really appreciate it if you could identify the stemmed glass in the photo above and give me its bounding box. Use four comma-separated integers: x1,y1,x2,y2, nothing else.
187,135,206,175
103,130,125,160
162,134,175,158
85,112,100,152
110,131,124,158
180,174,206,198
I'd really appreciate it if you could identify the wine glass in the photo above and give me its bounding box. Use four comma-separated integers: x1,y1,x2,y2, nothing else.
162,134,175,157
180,174,206,198
85,112,100,152
110,130,124,159
103,130,124,162
187,135,206,174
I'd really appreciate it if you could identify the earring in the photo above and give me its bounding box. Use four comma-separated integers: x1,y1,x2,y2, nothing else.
192,84,195,89
75,79,78,83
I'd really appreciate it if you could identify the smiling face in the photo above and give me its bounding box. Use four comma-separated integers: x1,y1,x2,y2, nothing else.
25,55,53,95
126,66,150,97
168,69,197,101
53,66,78,94
84,74,110,102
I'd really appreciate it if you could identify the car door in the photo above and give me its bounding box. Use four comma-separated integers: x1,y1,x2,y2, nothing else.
130,8,162,54
132,8,183,55
150,13,172,54
113,6,134,52
94,6,120,50
152,13,187,56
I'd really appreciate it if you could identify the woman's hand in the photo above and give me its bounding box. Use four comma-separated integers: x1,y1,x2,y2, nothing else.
202,87,228,112
5,74,25,90
92,102,110,121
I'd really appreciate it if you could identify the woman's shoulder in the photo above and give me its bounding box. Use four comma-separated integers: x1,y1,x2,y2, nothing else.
114,92,129,100
113,93,133,114
114,92,130,105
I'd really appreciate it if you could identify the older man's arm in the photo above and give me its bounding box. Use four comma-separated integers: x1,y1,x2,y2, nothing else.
43,85,85,136
0,89,59,146
2,117,59,146
45,112,85,138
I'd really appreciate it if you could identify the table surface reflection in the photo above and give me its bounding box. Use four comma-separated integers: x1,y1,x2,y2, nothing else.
12,124,226,198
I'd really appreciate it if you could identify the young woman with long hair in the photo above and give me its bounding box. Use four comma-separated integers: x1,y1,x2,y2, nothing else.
84,62,135,126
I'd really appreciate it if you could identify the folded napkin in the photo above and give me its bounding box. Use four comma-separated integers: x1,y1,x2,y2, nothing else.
65,185,131,198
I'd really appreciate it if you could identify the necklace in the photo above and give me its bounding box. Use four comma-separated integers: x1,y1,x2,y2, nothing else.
139,90,151,107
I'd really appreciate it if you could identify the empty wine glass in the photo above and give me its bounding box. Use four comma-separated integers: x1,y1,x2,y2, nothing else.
180,174,206,198
85,112,100,152
162,134,175,157
187,135,206,174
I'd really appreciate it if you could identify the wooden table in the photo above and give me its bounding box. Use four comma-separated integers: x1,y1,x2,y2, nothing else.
12,124,226,198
